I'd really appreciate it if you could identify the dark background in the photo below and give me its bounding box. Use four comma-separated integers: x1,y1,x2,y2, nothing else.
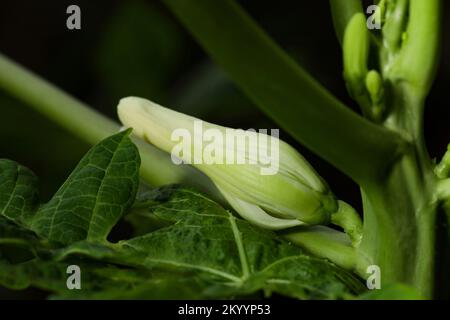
1,0,449,215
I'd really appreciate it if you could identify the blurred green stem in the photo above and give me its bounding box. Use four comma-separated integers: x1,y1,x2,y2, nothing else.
0,53,213,191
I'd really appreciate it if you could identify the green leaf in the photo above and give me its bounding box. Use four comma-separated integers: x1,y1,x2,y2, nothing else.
0,159,39,225
57,186,365,299
0,132,363,299
31,130,140,245
0,216,44,264
0,256,223,299
0,216,37,241
163,0,405,186
124,187,172,236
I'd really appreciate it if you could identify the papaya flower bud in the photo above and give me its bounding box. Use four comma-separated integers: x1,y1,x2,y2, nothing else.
343,13,369,101
117,97,339,229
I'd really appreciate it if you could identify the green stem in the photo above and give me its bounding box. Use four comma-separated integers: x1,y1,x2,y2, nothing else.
389,0,442,96
435,144,450,179
359,92,438,298
281,226,367,277
382,0,409,55
359,168,438,298
0,53,214,191
0,54,117,145
436,179,450,201
331,200,363,247
331,0,443,296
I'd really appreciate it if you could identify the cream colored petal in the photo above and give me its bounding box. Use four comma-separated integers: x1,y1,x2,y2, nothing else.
216,183,304,230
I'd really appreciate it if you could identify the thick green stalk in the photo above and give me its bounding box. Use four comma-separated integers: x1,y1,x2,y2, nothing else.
331,0,443,298
163,0,406,186
358,152,437,297
0,53,213,191
356,73,439,298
